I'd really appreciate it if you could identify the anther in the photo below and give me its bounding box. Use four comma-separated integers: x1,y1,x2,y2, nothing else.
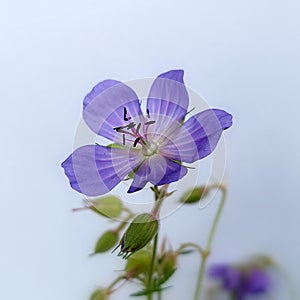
133,137,141,147
145,120,156,125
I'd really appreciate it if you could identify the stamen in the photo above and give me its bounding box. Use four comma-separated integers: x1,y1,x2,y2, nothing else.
136,123,141,134
114,128,136,139
133,137,141,147
113,126,123,132
124,107,131,121
145,120,156,126
126,122,136,130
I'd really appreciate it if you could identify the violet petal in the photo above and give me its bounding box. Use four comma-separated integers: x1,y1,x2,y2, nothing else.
128,154,187,193
161,109,233,163
209,264,242,290
146,70,189,136
61,145,142,196
243,268,270,294
83,80,143,143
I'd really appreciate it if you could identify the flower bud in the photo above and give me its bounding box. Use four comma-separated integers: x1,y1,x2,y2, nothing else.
90,288,109,300
159,251,177,275
180,186,209,204
125,249,152,278
93,230,119,254
115,213,159,259
90,195,123,218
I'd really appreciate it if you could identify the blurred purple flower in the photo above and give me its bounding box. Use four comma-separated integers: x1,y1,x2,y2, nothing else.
209,264,242,290
244,268,270,294
61,70,232,196
209,264,271,299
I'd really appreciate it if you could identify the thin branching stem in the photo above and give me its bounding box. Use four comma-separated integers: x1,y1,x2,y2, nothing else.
193,185,227,300
107,275,126,293
177,242,206,256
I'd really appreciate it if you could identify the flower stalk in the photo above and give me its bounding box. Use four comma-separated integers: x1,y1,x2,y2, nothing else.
147,184,169,300
193,184,227,300
107,276,126,292
147,233,159,300
177,242,206,256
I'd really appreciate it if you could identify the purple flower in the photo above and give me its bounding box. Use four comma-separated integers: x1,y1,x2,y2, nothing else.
243,268,271,294
61,70,232,196
209,264,242,290
209,264,271,299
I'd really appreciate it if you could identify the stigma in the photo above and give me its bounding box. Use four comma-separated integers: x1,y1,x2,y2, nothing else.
142,142,158,157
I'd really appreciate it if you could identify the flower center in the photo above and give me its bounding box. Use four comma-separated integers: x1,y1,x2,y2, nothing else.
142,142,158,157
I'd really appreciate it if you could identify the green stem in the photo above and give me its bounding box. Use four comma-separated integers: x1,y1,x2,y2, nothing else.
157,289,162,300
107,275,125,292
152,184,168,217
147,185,169,300
152,197,164,217
177,242,206,256
193,185,227,300
123,206,134,215
147,233,158,300
115,213,134,233
206,186,227,250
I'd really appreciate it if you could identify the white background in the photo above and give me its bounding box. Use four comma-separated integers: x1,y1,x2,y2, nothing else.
1,0,299,299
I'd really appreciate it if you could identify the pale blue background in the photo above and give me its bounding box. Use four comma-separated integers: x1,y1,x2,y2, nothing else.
1,0,299,299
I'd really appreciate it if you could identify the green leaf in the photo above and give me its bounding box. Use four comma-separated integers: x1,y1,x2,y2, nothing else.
125,249,152,278
94,230,119,254
130,290,151,297
107,143,126,149
130,286,170,297
90,195,123,218
178,249,195,255
179,187,208,204
157,268,176,285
